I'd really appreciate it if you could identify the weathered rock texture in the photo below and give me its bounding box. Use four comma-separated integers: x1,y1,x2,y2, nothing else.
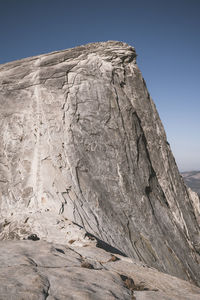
0,41,200,294
0,240,199,300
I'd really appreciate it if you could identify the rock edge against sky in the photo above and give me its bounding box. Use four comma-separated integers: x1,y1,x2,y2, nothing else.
0,41,199,299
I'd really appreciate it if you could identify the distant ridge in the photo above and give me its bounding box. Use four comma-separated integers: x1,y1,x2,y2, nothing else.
182,171,200,195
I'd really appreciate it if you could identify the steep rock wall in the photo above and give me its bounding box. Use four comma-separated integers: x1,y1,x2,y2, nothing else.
0,41,199,285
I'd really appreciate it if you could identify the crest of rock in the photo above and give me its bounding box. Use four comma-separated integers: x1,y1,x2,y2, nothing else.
0,41,200,296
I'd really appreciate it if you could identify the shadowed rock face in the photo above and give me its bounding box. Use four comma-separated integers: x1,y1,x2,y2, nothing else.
0,41,200,288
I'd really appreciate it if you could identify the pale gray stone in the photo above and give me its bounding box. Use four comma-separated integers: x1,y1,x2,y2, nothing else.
0,240,199,300
0,41,200,295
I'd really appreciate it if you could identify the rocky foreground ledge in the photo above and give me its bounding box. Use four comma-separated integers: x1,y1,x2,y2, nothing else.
0,41,199,299
0,239,200,300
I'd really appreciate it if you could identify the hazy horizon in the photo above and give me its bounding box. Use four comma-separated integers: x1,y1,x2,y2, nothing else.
0,0,199,172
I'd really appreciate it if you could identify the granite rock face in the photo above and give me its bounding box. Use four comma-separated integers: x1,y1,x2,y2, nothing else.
0,240,200,300
0,41,200,292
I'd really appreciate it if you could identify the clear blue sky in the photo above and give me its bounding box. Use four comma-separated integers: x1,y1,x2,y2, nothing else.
0,0,199,171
